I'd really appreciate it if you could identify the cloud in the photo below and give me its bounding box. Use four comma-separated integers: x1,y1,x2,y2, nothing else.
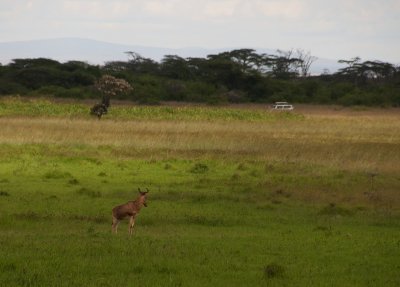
256,0,305,19
143,1,178,16
204,1,239,17
138,0,306,20
62,1,135,20
0,0,399,61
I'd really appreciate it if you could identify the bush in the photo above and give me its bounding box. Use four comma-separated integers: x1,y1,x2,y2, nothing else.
0,80,29,95
133,75,166,103
164,80,187,101
338,89,383,106
224,90,248,103
185,81,220,102
329,82,355,101
313,86,332,104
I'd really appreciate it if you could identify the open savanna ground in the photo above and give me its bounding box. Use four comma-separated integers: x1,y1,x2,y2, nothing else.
0,97,399,286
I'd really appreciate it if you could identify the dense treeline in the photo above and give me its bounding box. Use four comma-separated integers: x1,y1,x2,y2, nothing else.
0,49,399,106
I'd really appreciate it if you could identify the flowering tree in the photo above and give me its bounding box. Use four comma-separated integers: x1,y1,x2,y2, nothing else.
90,75,132,119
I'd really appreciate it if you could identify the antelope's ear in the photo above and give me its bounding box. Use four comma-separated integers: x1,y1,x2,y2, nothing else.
145,188,150,193
138,188,141,193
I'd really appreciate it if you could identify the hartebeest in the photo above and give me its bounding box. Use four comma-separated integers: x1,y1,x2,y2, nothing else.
112,188,149,235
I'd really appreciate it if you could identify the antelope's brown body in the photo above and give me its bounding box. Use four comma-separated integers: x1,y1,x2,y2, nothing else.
112,189,148,235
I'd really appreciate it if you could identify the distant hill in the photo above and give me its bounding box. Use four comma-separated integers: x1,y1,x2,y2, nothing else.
0,38,344,74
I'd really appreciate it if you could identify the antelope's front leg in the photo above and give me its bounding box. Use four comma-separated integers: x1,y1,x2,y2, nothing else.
112,216,119,234
129,216,136,235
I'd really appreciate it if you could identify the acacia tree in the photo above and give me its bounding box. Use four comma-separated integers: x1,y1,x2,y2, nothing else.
124,51,159,74
295,49,317,77
160,55,192,80
336,57,396,85
90,75,132,119
216,49,263,74
268,49,303,79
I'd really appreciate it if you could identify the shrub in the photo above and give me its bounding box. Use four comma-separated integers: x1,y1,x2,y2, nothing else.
0,81,29,95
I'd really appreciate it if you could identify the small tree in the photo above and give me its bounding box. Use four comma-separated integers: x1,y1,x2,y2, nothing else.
90,75,132,119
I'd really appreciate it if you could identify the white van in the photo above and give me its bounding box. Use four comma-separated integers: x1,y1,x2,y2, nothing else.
271,102,294,110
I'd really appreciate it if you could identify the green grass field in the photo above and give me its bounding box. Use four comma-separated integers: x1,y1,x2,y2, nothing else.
0,97,399,286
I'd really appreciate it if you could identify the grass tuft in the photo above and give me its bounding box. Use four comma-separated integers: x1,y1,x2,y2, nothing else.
190,163,209,174
76,187,102,198
69,214,108,224
318,203,354,216
13,211,51,221
185,214,225,226
68,178,80,185
0,190,10,196
164,163,173,170
0,263,17,272
231,173,241,180
264,263,286,279
44,170,73,179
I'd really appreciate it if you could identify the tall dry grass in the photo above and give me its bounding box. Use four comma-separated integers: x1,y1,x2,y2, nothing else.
1,112,399,173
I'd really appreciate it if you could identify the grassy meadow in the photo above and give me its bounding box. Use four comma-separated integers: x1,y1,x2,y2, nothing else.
0,97,399,286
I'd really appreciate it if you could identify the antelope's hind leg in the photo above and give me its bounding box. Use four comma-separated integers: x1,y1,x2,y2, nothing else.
129,216,136,236
112,216,120,234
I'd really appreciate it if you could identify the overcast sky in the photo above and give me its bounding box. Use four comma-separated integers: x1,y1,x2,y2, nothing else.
1,0,399,61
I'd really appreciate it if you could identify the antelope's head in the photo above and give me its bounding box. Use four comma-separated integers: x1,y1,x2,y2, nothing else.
138,188,149,207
